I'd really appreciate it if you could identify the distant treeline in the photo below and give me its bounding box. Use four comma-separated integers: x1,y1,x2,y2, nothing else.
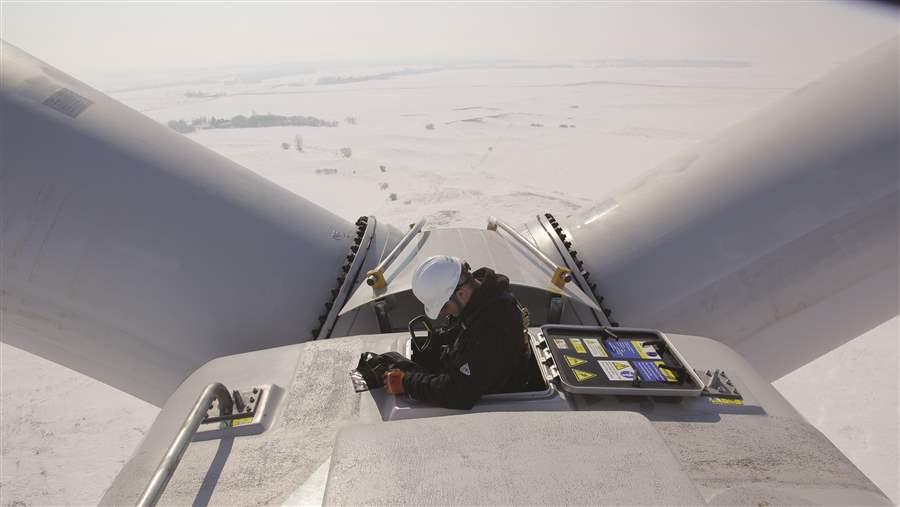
167,113,338,133
316,68,437,86
184,90,225,99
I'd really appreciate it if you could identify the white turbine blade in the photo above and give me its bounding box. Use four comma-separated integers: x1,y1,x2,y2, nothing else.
0,41,355,405
554,37,899,379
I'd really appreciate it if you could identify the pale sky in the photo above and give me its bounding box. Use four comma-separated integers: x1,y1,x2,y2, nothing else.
2,2,897,77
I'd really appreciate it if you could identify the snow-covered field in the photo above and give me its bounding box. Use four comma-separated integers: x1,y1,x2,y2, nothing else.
2,58,897,505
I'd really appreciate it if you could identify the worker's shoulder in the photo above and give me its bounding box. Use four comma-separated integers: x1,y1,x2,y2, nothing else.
476,283,514,306
480,293,522,331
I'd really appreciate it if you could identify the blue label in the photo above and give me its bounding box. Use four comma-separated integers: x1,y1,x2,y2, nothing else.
604,339,640,359
634,361,665,382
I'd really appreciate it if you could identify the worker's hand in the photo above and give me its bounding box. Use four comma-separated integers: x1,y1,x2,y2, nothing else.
384,369,405,395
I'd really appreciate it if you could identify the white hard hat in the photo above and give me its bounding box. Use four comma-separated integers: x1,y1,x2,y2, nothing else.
411,255,463,319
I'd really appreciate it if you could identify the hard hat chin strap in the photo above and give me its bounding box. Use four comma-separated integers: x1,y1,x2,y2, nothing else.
449,267,474,313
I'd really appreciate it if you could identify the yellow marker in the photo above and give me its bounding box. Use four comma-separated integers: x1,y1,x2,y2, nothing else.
565,355,587,367
551,266,571,289
366,269,386,289
710,398,744,406
572,368,597,382
230,417,254,427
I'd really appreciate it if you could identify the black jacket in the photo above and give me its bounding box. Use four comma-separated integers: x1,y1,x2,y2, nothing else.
403,268,531,409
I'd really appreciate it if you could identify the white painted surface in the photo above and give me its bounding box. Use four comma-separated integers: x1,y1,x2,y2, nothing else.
282,458,331,506
1,55,897,505
0,344,158,506
774,317,900,504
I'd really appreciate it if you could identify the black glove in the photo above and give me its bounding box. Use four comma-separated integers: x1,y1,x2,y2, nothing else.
379,351,418,372
355,352,420,390
355,352,388,389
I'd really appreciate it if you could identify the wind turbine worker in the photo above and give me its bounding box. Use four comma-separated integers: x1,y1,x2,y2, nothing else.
383,256,532,409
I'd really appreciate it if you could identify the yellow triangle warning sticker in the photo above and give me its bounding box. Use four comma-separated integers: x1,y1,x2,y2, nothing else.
572,368,597,382
565,355,587,367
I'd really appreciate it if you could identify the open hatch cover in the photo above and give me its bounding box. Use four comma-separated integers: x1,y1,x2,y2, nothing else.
534,325,704,396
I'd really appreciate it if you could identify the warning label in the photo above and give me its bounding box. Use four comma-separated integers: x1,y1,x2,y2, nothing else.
583,338,608,358
637,342,661,360
604,339,661,360
570,338,587,355
634,361,677,383
565,355,587,367
553,339,568,350
604,339,639,359
571,368,597,382
657,362,677,382
598,360,635,381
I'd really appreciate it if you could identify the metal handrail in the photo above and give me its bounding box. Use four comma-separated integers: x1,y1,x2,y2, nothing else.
137,383,233,507
366,218,426,289
487,216,572,288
